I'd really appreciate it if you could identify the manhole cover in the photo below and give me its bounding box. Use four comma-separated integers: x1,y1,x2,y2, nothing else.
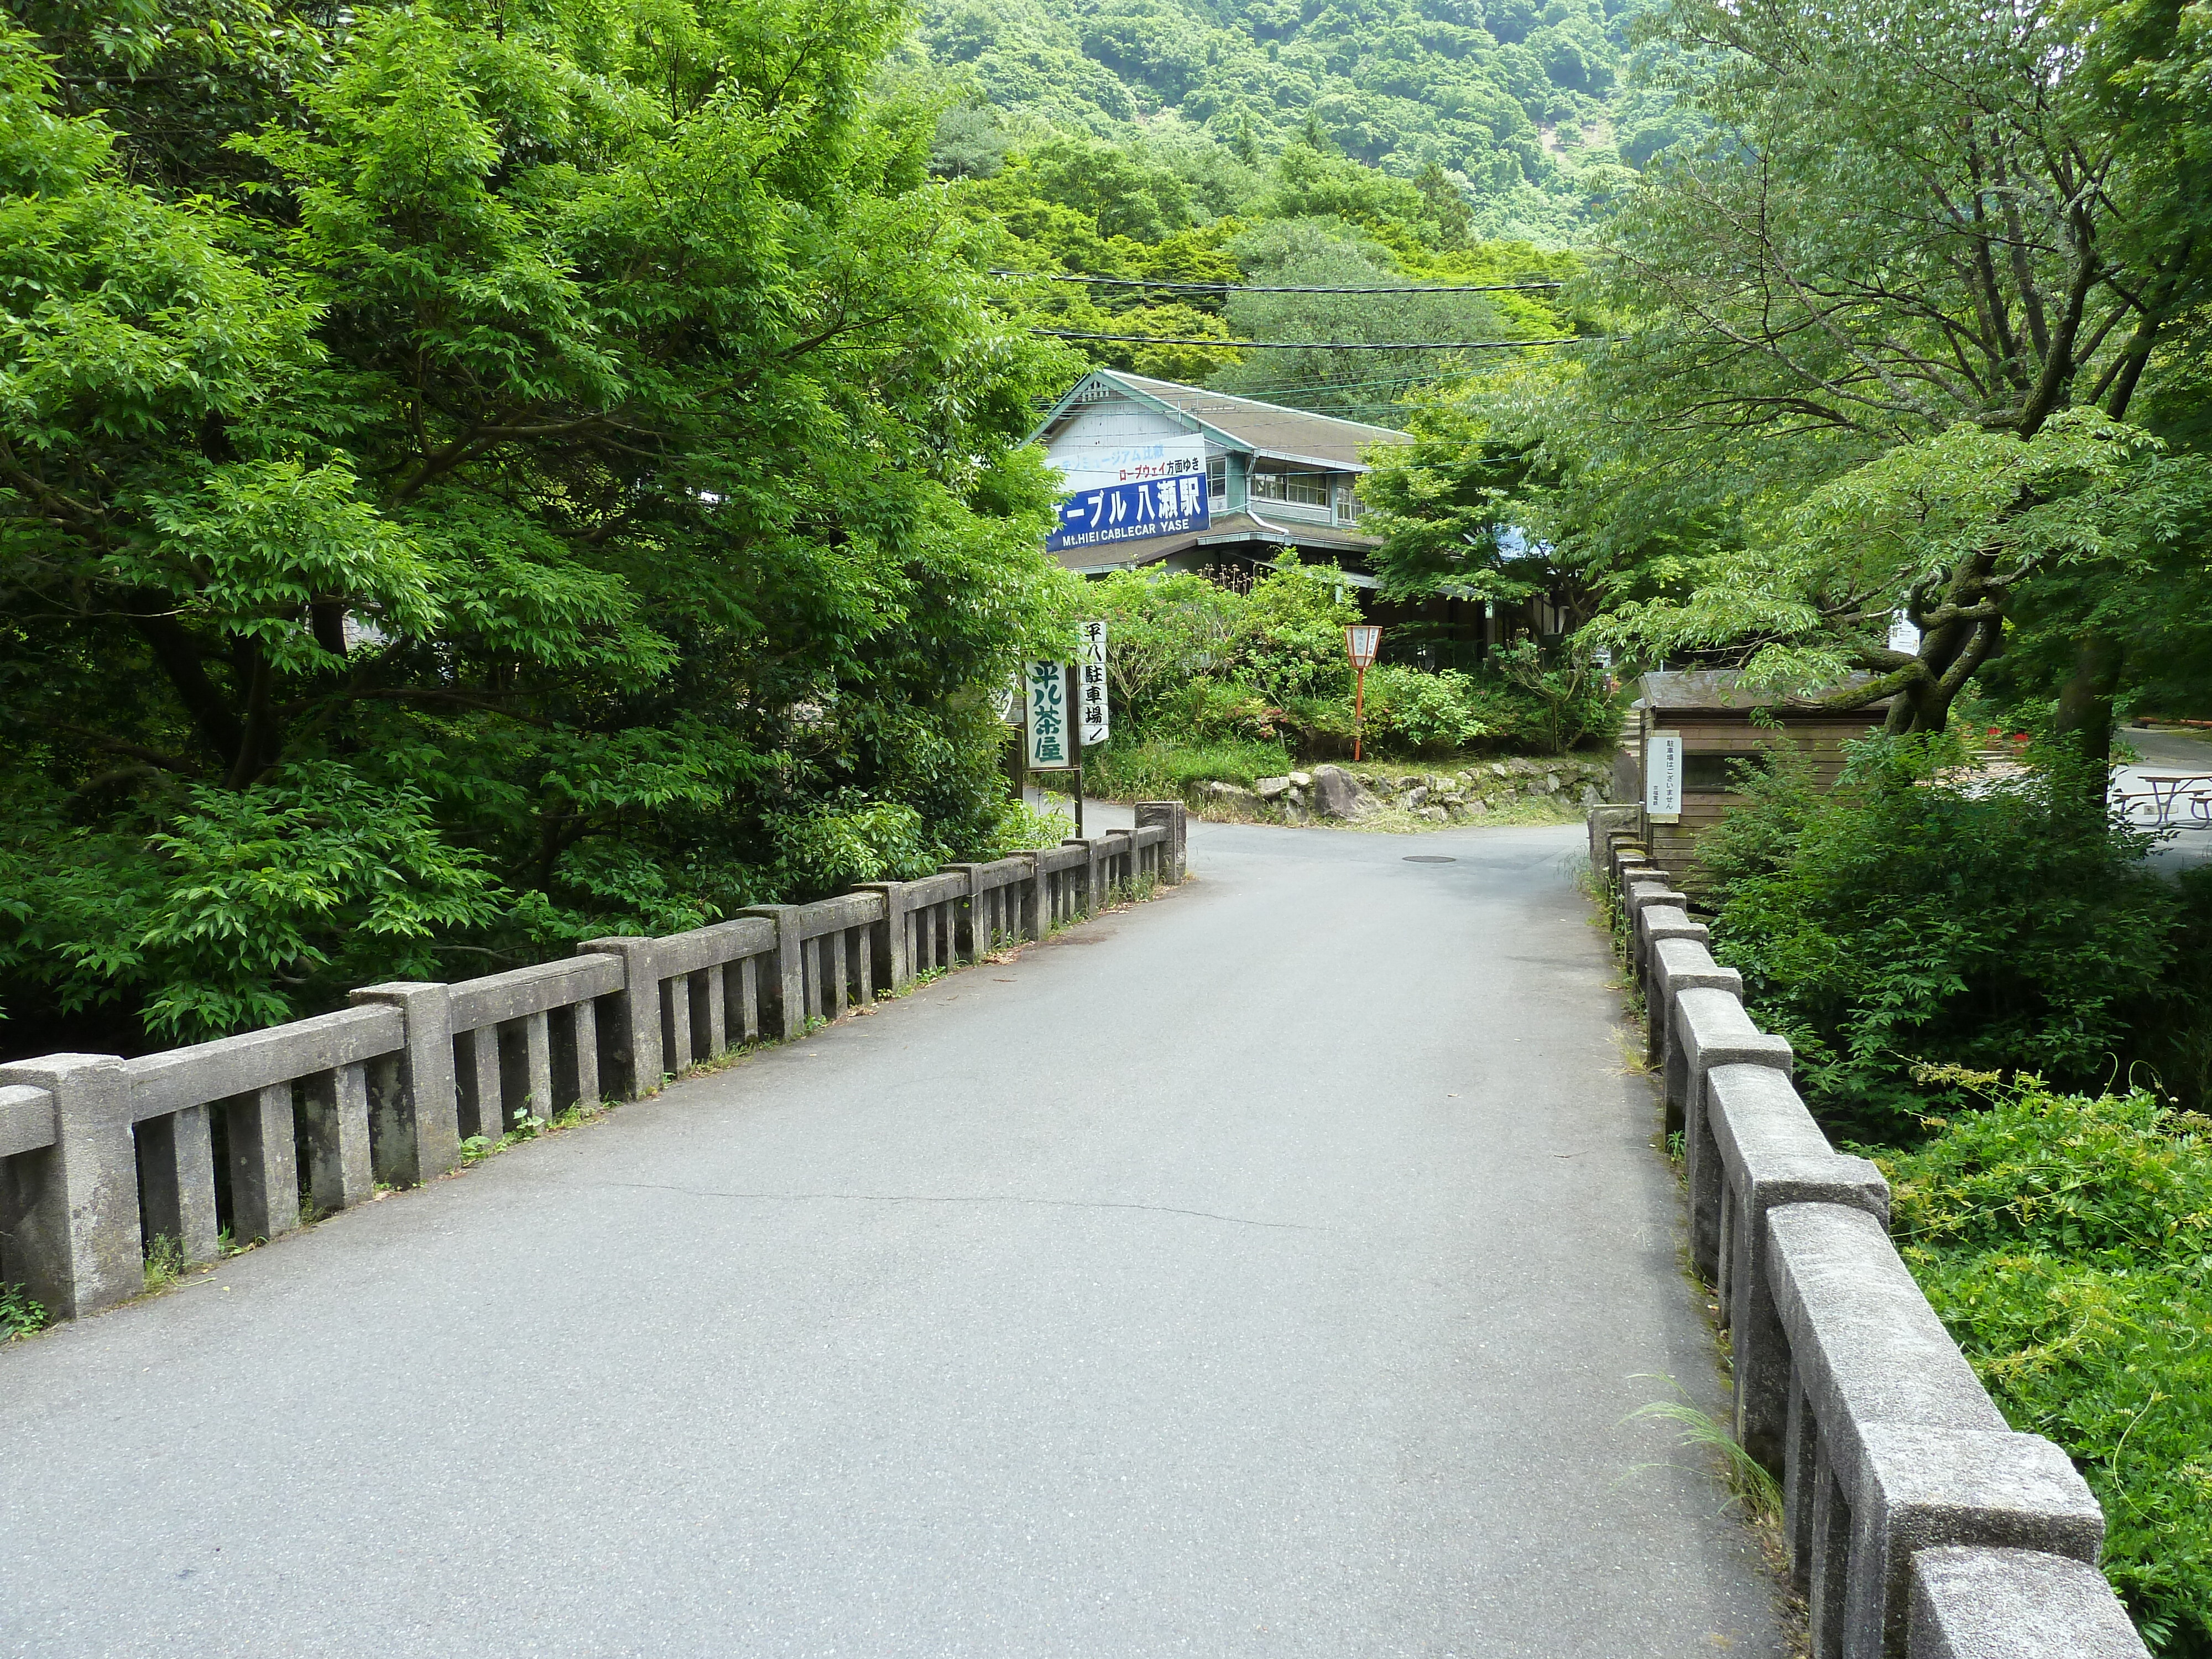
1403,855,1457,863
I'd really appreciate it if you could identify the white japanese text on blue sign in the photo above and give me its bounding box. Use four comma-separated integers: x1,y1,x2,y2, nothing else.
1046,475,1208,553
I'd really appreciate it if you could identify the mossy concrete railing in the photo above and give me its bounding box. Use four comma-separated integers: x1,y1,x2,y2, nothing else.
0,805,1188,1327
1592,812,2150,1659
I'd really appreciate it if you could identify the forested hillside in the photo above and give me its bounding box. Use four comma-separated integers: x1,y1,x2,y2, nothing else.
915,0,1689,241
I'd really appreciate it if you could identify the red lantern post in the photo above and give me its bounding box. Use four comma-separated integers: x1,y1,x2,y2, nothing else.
1345,625,1381,761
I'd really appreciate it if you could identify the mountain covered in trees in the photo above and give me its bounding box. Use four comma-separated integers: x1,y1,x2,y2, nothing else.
914,0,1688,242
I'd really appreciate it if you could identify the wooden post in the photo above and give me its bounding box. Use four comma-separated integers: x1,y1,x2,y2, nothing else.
1067,661,1084,839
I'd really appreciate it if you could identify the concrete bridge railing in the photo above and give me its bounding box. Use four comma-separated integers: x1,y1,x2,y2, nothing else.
0,805,1187,1328
1593,818,2149,1659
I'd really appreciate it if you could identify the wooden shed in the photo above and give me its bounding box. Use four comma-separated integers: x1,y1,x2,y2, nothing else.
1634,670,1892,895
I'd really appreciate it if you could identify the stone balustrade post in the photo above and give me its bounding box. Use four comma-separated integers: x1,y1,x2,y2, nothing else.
938,865,985,962
733,907,806,1040
578,937,665,1097
0,1054,139,1319
1908,1548,2149,1659
855,883,912,993
349,981,460,1184
1676,987,1792,1281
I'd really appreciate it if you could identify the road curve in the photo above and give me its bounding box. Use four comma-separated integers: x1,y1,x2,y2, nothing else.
1,818,1782,1658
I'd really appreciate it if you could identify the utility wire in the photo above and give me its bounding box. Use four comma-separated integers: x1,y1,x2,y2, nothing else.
996,271,1566,294
1198,363,1503,399
1034,329,1580,349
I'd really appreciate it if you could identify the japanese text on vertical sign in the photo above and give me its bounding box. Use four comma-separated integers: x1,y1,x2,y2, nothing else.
1025,660,1072,769
1645,732,1682,821
1079,621,1109,748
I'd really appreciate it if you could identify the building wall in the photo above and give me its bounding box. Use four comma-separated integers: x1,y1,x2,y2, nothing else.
1045,397,1233,492
1047,395,1189,452
1636,708,1886,896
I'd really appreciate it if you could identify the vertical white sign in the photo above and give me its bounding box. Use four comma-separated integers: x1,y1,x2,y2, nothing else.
1025,660,1072,769
1078,621,1109,748
1645,731,1683,822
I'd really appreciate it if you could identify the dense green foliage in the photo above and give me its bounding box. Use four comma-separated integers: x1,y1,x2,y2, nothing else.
1366,0,2212,770
0,0,1082,1053
1705,740,2212,1647
1885,1084,2212,1653
915,0,1678,243
1703,737,2188,1141
958,133,1580,414
1077,560,1613,771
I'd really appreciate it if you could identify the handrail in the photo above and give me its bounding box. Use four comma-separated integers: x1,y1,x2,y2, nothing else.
1593,815,2149,1659
0,804,1189,1326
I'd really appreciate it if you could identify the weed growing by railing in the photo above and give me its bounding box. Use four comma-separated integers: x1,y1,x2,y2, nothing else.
1625,1378,1784,1528
1,1284,50,1340
142,1234,189,1294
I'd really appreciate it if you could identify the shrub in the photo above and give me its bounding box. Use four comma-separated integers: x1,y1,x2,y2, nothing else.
1081,569,1244,730
1705,737,2182,1141
1360,665,1488,753
1485,639,1622,752
1081,735,1293,800
1152,677,1293,744
1883,1083,2212,1654
1231,557,1363,705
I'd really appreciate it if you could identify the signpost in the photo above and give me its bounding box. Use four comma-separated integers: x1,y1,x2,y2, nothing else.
1023,656,1087,837
1025,660,1071,770
1645,731,1683,824
1078,620,1109,750
1345,625,1381,762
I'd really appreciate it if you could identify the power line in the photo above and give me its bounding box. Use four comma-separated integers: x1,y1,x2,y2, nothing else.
996,270,1567,295
1035,329,1580,349
1208,363,1504,399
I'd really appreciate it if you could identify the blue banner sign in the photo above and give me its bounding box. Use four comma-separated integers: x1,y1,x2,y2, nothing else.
1047,476,1209,553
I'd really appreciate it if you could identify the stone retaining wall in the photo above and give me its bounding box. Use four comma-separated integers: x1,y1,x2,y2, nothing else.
1592,811,2149,1659
0,807,1188,1328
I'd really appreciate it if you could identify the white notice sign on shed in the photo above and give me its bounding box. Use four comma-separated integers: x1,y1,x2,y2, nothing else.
1645,731,1683,823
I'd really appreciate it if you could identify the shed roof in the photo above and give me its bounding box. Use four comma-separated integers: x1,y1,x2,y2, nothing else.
1640,669,1894,714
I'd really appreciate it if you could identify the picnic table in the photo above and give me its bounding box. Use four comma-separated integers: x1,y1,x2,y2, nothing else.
2133,774,2212,828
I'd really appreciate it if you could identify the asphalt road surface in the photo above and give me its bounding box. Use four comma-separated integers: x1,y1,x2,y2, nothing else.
2,819,1783,1658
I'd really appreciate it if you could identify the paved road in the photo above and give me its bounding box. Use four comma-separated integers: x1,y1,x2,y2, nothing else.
2,821,1782,1658
2115,725,2212,875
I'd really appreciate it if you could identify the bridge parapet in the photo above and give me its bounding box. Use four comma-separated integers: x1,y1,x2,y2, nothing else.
0,806,1185,1328
1590,810,2151,1659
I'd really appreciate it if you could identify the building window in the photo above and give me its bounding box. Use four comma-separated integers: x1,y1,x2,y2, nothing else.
1682,753,1740,792
1207,455,1227,506
1250,469,1329,507
1334,481,1364,525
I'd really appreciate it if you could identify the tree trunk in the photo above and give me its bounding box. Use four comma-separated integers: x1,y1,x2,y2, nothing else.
2053,632,2124,775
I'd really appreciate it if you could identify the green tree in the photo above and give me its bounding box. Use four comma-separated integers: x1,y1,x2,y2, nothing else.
1529,0,2212,756
0,1,1078,1049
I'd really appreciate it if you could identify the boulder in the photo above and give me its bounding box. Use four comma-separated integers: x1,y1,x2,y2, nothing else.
1254,775,1292,801
1420,806,1448,822
1310,764,1376,821
1288,770,1313,788
1199,780,1261,813
1405,785,1431,808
